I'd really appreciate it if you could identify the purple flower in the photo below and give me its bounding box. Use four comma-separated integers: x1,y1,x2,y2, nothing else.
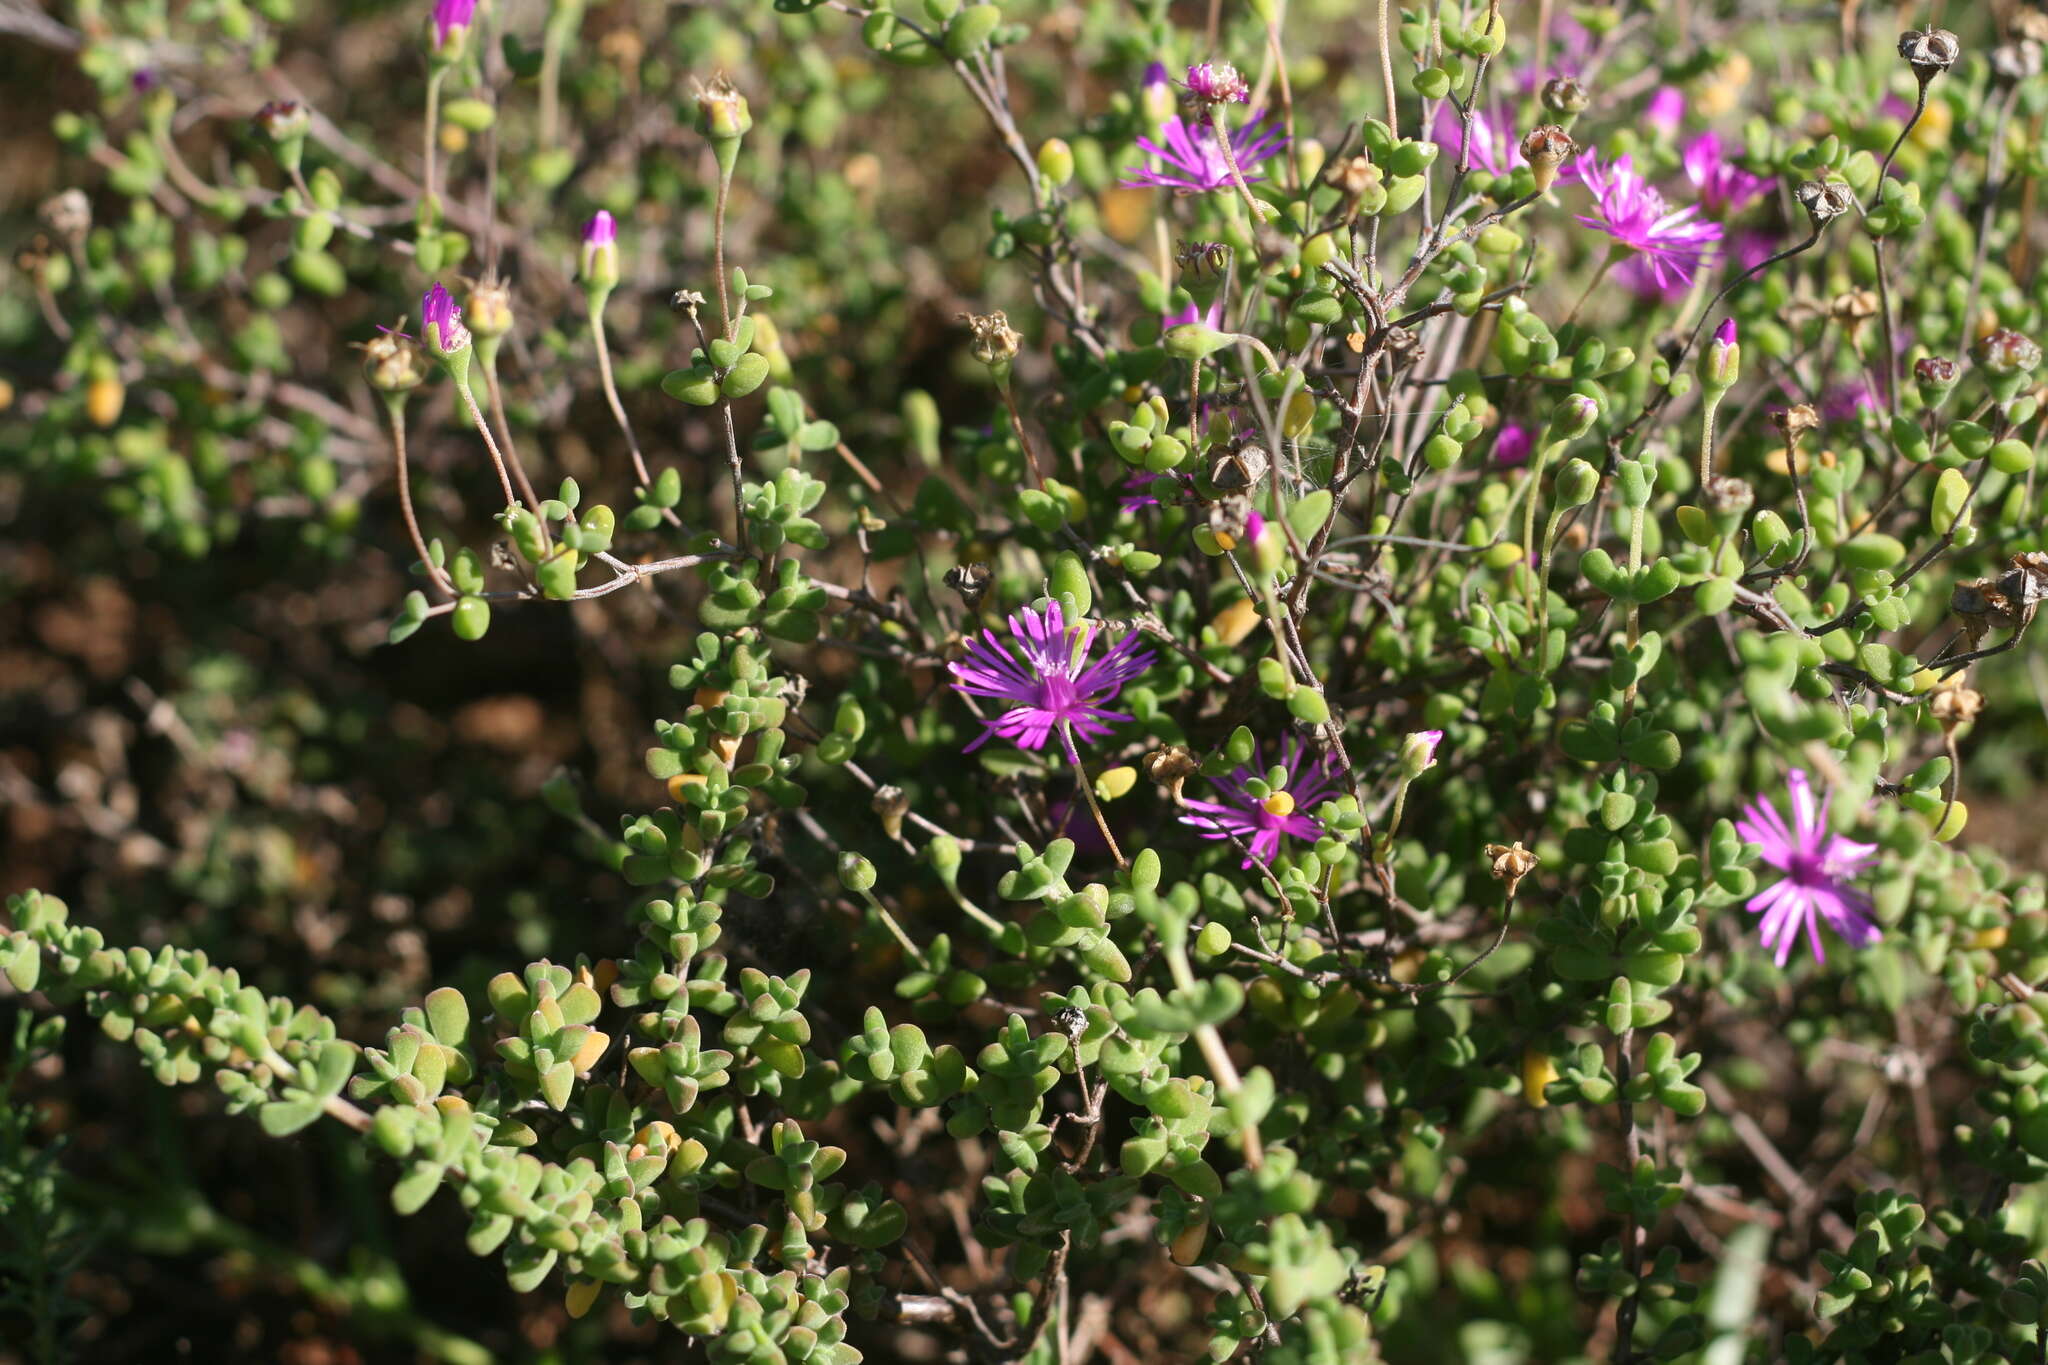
1165,298,1224,330
1735,770,1882,966
1682,132,1770,219
1432,102,1516,177
1184,62,1250,106
1493,423,1535,468
1125,114,1287,194
419,282,470,354
1573,152,1723,290
581,210,619,284
1121,471,1165,512
433,0,476,47
1400,728,1444,776
1645,86,1687,136
948,601,1153,759
1181,735,1345,866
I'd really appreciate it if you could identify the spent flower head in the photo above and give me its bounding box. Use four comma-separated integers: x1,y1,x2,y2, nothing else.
947,601,1153,759
1735,770,1881,966
1183,62,1250,109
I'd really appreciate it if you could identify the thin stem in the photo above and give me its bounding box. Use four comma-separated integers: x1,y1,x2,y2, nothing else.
481,345,547,542
1062,727,1127,870
713,161,735,337
856,887,930,968
719,400,750,555
451,375,518,508
1563,248,1621,328
423,67,445,212
1519,437,1560,617
1164,943,1265,1169
1208,107,1269,227
1001,381,1048,487
1697,389,1726,490
386,397,455,598
586,296,655,490
1376,0,1399,139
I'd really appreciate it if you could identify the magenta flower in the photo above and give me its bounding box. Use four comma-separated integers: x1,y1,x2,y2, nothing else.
1645,86,1687,136
1181,735,1345,866
1121,471,1165,512
581,210,618,283
1400,728,1444,777
1493,423,1535,468
1184,62,1250,106
1165,298,1223,330
1682,132,1770,219
432,0,476,48
419,282,469,355
1734,770,1882,967
1125,114,1287,194
1574,152,1723,290
1431,102,1517,177
948,601,1153,759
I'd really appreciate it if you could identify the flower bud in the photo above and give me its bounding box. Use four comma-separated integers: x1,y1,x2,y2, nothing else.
419,282,471,359
1036,137,1074,187
254,101,312,176
1140,61,1178,129
1175,239,1232,285
580,210,620,294
1519,125,1576,192
430,0,476,60
1540,77,1590,116
693,74,753,141
837,851,878,894
1898,28,1960,80
1914,355,1958,404
1399,729,1444,779
1183,62,1250,109
1700,317,1740,390
1555,458,1601,508
1162,322,1235,361
1554,390,1601,436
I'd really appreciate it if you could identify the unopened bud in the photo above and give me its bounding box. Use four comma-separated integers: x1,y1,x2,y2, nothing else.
1914,355,1959,406
253,100,311,173
1554,390,1601,436
1540,77,1590,116
1700,317,1740,390
1519,124,1577,192
1162,321,1235,361
837,851,877,894
1555,458,1600,508
580,210,620,294
1399,729,1444,779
